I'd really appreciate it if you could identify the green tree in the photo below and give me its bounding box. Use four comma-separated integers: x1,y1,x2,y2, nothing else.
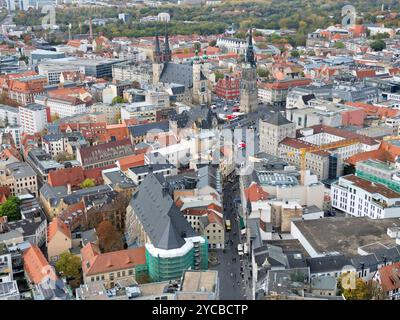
257,68,270,79
290,50,300,58
214,71,225,81
334,41,345,49
0,196,21,221
80,178,96,189
55,252,82,280
370,39,386,52
209,39,217,47
111,96,125,105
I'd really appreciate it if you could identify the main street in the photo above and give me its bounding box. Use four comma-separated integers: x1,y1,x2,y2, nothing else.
209,176,246,299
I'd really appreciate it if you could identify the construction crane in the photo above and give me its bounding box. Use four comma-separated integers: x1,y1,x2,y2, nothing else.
287,138,360,185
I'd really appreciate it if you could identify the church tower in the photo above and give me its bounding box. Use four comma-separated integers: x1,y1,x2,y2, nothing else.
152,24,172,85
153,32,164,84
240,28,258,113
192,49,211,105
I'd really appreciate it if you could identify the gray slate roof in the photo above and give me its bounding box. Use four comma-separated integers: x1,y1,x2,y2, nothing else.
129,172,196,250
159,62,193,88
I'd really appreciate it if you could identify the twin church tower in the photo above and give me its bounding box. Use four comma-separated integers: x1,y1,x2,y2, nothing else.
152,26,257,112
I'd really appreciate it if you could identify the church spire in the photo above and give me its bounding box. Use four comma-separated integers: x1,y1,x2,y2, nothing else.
245,28,256,68
163,22,171,62
154,31,162,63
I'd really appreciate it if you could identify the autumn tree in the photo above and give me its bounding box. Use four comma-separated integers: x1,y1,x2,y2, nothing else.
54,151,75,163
80,178,96,189
338,275,383,300
96,220,124,253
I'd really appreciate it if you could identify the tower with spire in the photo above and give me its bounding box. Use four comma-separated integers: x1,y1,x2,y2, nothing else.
240,28,258,113
192,48,212,105
153,23,172,84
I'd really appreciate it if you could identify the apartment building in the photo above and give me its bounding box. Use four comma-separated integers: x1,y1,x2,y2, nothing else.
0,104,19,127
81,243,147,289
8,75,47,106
0,162,38,197
331,174,400,219
259,111,296,156
18,103,50,134
35,95,87,119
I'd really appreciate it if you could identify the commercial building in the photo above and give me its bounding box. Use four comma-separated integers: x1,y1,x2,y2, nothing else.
355,159,400,193
215,75,240,100
331,174,400,219
112,62,153,85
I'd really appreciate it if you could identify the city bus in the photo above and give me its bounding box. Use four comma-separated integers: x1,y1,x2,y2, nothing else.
225,219,231,232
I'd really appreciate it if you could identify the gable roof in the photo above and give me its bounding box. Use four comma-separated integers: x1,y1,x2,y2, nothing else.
261,111,292,126
159,62,193,88
23,245,58,285
379,262,400,292
245,182,269,202
78,138,134,166
81,242,146,276
47,217,71,243
48,167,85,188
129,172,196,250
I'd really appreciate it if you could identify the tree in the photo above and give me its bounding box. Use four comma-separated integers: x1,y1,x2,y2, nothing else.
338,275,379,300
290,50,300,58
334,41,345,49
0,196,21,221
54,151,75,162
370,39,386,52
257,68,270,79
111,96,126,105
55,252,82,280
80,178,96,189
96,220,124,253
214,71,224,81
209,39,217,47
51,113,60,122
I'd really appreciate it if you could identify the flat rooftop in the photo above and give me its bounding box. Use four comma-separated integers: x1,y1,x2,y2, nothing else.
181,270,217,293
293,217,400,257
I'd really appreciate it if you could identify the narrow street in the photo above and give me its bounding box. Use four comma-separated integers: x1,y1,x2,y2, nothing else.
210,176,250,300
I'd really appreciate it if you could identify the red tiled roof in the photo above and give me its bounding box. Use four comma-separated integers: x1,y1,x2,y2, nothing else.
280,137,330,156
304,125,379,146
23,245,57,285
264,78,312,90
84,164,116,184
78,138,134,166
245,182,269,202
47,217,71,243
346,102,399,119
342,174,400,199
81,242,146,276
116,153,145,171
379,262,400,292
48,167,85,188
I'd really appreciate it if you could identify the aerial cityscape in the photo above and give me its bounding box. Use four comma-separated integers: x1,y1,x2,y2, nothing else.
1,0,400,303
